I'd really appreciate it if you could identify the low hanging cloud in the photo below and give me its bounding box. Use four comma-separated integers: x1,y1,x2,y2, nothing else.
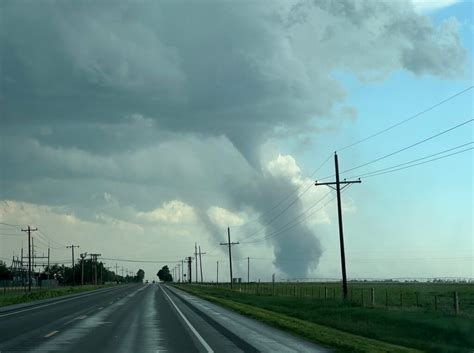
0,0,468,277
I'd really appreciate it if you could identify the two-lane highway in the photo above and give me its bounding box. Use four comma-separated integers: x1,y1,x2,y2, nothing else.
0,284,329,352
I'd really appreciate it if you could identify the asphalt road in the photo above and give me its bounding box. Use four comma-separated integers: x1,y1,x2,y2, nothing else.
0,283,329,353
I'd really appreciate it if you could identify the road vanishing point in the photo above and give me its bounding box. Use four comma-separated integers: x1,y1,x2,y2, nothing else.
0,283,329,353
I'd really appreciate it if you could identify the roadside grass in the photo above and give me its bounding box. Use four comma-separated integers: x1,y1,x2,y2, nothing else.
0,284,115,307
175,284,473,353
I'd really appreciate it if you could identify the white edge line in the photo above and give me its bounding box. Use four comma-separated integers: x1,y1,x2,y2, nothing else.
0,287,121,318
160,285,214,353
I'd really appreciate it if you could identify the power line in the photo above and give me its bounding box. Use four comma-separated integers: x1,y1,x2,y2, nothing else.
101,257,181,264
331,118,473,177
337,86,473,152
348,142,473,179
233,154,333,230
241,190,343,245
353,146,473,179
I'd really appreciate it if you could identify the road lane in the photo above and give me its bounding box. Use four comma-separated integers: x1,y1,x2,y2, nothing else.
0,283,330,352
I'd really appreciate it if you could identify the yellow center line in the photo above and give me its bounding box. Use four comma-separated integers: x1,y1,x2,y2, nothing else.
44,330,59,338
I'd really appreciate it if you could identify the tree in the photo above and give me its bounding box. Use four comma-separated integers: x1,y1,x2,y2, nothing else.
136,269,145,283
0,260,11,280
157,265,173,282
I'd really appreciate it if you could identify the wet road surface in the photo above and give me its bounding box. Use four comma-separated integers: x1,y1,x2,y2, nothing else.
0,283,329,352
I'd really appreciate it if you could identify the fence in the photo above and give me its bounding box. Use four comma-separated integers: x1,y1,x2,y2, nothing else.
193,281,474,316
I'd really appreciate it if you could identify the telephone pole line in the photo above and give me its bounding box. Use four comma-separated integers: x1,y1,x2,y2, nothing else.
187,256,192,283
80,253,87,285
247,257,250,283
216,261,219,284
315,152,361,300
89,254,101,285
220,227,239,289
197,246,206,283
194,243,198,283
21,226,37,292
66,245,80,286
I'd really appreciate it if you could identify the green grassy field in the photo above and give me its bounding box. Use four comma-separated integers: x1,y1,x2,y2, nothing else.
176,282,474,353
0,284,116,307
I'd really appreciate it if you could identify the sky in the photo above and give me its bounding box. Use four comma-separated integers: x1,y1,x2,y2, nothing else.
0,0,472,282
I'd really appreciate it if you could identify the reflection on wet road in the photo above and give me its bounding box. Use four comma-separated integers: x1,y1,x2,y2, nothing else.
0,284,328,353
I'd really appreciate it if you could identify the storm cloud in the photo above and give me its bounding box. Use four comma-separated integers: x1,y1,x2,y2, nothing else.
0,0,468,277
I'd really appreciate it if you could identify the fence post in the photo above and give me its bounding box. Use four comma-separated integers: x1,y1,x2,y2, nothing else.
416,292,419,307
453,291,459,315
324,287,327,300
361,289,364,307
371,288,375,307
385,290,388,308
400,292,403,307
434,295,438,311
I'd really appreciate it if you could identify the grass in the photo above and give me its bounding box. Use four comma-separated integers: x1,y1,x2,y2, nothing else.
0,284,116,308
175,284,474,353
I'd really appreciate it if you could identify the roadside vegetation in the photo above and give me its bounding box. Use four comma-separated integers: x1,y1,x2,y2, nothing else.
0,284,116,307
176,282,473,353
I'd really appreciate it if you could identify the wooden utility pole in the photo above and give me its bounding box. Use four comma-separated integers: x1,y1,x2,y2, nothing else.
315,152,361,300
80,253,87,285
247,257,250,283
197,246,206,283
216,261,219,284
90,254,101,285
220,227,239,288
21,226,37,292
187,256,192,283
194,243,198,283
66,245,80,286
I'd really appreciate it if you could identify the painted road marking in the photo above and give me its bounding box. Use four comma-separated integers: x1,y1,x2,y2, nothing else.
44,330,59,338
160,286,214,353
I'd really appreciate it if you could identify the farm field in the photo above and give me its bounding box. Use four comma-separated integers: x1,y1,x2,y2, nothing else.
176,282,474,353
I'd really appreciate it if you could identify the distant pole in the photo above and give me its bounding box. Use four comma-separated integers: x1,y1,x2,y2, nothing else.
198,246,206,283
181,259,184,282
194,243,198,283
21,226,37,292
47,247,50,281
315,152,361,300
220,227,239,288
216,261,219,284
66,245,80,286
187,256,192,283
80,253,87,285
247,257,250,283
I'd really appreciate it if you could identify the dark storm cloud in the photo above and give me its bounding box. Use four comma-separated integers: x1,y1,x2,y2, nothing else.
0,0,468,276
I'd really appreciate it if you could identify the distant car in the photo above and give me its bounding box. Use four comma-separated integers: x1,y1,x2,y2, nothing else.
145,280,149,284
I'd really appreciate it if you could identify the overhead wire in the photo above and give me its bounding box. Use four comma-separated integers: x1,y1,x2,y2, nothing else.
314,118,473,181
347,142,473,179
337,86,473,152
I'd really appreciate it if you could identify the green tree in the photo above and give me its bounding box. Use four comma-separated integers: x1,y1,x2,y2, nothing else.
157,265,173,282
0,260,11,280
136,269,145,283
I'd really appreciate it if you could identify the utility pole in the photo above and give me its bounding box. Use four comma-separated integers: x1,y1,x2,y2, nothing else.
187,256,192,283
216,261,219,284
89,254,101,285
21,226,37,292
247,257,250,283
220,227,239,288
181,259,184,282
80,253,87,285
66,245,80,286
315,152,361,300
194,243,198,283
197,246,206,283
47,247,50,281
